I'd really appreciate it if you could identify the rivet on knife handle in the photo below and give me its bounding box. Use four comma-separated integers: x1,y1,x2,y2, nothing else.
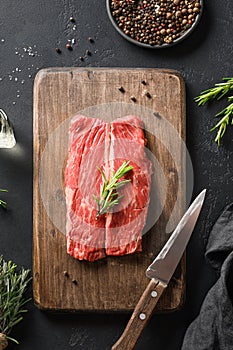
112,278,167,350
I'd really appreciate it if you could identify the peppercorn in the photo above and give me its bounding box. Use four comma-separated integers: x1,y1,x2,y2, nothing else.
86,50,91,56
79,56,84,61
88,37,94,43
193,7,200,13
55,48,61,54
70,16,75,22
118,86,125,93
130,96,137,102
145,91,152,98
72,279,78,285
66,43,72,50
63,271,69,277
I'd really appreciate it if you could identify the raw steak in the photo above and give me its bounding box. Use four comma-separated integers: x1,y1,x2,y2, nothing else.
65,115,108,262
65,114,152,262
105,116,152,256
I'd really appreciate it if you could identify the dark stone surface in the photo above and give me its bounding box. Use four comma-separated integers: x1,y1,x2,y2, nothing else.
0,0,232,349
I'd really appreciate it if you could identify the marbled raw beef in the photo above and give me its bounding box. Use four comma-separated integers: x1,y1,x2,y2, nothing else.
65,114,152,262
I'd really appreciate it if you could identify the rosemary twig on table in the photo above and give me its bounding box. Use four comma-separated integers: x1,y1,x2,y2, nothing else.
195,77,233,146
94,160,133,218
0,256,31,348
0,189,7,209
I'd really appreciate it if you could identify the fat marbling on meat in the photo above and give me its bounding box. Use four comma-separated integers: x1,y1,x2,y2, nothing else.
65,114,152,262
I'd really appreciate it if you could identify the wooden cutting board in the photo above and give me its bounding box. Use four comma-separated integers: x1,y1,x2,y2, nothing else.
33,68,186,312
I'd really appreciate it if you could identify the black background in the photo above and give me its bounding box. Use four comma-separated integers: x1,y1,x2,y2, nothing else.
0,0,232,349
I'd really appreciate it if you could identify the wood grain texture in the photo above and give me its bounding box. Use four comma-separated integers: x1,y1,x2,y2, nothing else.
33,68,186,312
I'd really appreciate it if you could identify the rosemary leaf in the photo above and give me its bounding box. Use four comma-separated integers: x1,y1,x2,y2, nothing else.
0,256,31,344
94,160,133,217
0,189,7,209
195,77,233,146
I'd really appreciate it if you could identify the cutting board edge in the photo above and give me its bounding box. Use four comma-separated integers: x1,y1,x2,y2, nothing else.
34,67,185,86
32,253,186,313
34,66,185,74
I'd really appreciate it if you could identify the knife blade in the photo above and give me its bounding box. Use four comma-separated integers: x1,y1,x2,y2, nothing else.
112,189,206,350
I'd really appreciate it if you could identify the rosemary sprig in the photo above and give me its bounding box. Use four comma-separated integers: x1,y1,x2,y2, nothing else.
0,256,31,346
195,77,233,146
94,160,133,217
0,189,7,209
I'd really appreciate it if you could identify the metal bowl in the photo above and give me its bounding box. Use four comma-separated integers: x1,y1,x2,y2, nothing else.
106,0,203,49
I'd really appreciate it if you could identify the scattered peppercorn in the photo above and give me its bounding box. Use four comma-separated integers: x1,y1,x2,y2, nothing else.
79,56,84,61
88,37,94,43
118,86,125,93
70,16,75,22
141,80,147,85
145,91,152,99
72,279,78,285
130,96,137,102
153,112,162,119
66,43,72,50
63,271,69,277
110,0,201,47
86,50,91,56
55,48,61,54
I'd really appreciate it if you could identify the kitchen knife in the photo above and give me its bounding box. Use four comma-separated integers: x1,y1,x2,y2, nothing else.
112,189,206,350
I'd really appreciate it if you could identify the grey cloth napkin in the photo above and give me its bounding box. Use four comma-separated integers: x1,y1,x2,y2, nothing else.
182,203,233,350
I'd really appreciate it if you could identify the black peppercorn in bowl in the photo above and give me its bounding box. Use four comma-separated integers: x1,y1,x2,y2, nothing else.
106,0,203,49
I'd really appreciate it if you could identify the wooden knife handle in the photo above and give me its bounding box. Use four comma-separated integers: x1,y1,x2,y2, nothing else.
112,278,167,350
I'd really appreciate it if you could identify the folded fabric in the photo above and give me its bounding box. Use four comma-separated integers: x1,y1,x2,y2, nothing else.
182,203,233,350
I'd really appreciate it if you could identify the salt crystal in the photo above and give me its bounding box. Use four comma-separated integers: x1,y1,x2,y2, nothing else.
1,39,5,42
15,77,18,82
0,78,2,81
13,102,16,105
16,68,19,72
28,75,31,78
15,51,19,55
71,38,75,44
21,80,25,84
